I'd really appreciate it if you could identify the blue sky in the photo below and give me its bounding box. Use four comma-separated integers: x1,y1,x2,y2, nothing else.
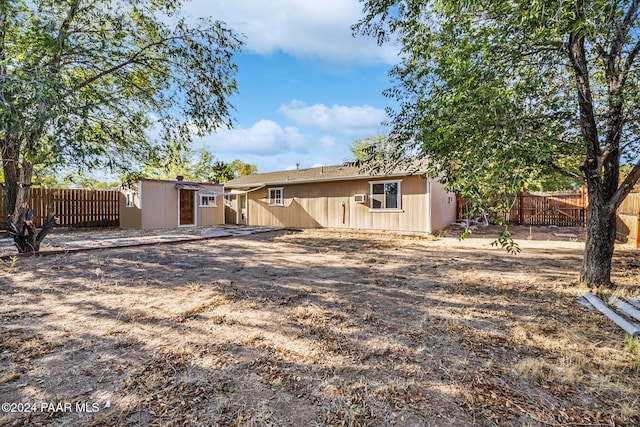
181,0,399,173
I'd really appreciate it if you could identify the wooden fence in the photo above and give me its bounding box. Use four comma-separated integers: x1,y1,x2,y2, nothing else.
616,185,640,248
0,188,120,229
457,186,640,248
508,188,587,227
457,188,587,227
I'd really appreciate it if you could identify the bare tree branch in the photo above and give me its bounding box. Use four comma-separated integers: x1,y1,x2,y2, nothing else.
611,0,640,60
610,159,640,210
545,160,585,183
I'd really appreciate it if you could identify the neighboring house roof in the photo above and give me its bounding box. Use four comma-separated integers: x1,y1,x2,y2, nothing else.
224,163,428,189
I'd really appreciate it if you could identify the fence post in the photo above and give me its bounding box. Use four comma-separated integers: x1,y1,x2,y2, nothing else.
519,187,524,225
580,185,586,227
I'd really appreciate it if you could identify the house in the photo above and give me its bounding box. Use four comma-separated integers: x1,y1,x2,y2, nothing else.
120,177,224,229
223,164,456,234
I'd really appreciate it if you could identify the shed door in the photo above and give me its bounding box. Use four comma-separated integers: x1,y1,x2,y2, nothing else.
179,189,196,225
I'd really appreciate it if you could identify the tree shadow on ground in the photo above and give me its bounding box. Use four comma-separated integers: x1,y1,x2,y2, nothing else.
0,230,638,426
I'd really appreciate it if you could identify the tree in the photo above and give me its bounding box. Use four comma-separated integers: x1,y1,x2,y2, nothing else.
143,142,236,183
1,0,242,252
230,159,257,178
354,0,640,287
193,149,235,183
348,134,394,163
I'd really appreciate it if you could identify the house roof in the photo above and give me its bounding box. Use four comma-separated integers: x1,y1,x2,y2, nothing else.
139,178,222,186
224,162,427,189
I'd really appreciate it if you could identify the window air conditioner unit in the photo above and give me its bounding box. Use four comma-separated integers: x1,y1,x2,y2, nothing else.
354,194,367,203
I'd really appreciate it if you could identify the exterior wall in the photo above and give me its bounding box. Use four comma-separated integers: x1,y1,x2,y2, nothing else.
224,196,238,225
140,180,175,229
430,179,458,232
242,175,455,233
120,182,142,230
120,180,224,230
196,189,224,226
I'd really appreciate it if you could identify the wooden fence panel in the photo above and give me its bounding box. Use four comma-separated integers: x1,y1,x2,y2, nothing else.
1,188,119,230
509,189,587,227
617,189,640,248
457,189,587,227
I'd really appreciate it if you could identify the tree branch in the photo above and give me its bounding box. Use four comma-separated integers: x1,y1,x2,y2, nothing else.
70,36,183,92
611,0,640,60
0,0,7,66
545,161,585,183
53,0,80,68
610,159,640,210
620,38,640,87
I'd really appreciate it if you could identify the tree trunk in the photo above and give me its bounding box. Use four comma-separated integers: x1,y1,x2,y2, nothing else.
2,137,57,253
580,200,617,288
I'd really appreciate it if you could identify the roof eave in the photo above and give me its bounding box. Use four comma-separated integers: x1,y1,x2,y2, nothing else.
223,171,427,189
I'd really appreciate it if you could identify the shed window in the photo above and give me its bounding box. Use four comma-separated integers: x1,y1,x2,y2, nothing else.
370,181,401,210
125,192,135,208
269,188,284,206
199,194,217,207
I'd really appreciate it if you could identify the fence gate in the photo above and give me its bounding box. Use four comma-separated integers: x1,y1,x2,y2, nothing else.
457,188,587,227
510,188,587,227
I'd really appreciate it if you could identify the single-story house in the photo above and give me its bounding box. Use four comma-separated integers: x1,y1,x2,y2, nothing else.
223,164,456,234
120,177,224,230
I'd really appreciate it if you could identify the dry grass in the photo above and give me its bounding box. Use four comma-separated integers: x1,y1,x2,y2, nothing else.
0,227,639,426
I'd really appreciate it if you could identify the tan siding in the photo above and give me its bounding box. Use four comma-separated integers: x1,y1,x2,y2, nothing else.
243,175,454,233
430,179,457,232
225,196,237,224
141,181,172,229
121,180,224,230
119,192,142,229
196,186,225,226
119,182,142,230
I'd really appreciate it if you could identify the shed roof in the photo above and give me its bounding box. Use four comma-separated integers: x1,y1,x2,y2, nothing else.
224,162,427,189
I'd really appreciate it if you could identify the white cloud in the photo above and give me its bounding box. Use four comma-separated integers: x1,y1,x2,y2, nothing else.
197,119,309,155
181,0,398,64
278,100,388,136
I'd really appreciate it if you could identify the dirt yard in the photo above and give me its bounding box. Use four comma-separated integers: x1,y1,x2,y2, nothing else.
1,226,639,426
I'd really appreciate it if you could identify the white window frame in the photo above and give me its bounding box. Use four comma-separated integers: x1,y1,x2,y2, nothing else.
268,187,284,206
369,180,402,212
199,194,218,207
125,192,135,208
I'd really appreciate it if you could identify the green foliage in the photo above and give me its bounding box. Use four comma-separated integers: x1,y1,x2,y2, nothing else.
1,0,243,193
348,134,394,163
490,230,521,255
625,336,640,355
230,159,257,177
353,0,640,206
354,0,640,276
144,142,229,183
142,141,256,183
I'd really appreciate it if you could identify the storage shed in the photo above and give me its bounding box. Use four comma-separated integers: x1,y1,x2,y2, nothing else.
120,177,224,230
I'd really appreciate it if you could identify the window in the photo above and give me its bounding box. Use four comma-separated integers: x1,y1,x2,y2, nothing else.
268,187,284,206
370,181,401,210
224,195,231,206
199,194,217,207
125,192,135,208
